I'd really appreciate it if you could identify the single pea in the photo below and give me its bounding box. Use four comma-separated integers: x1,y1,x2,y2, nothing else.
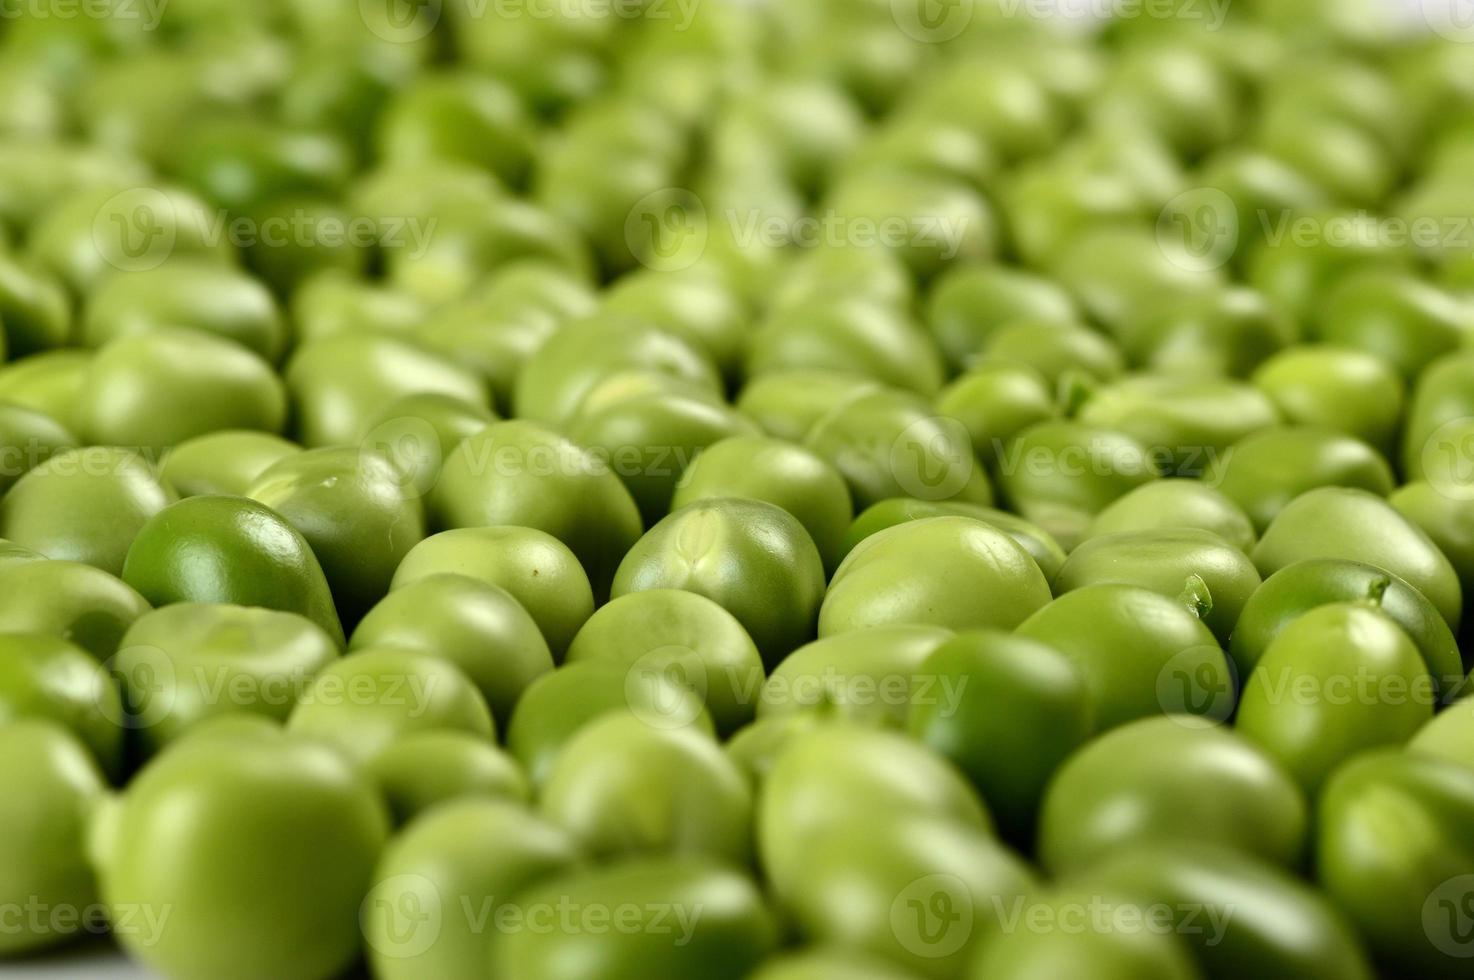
0,401,74,495
1095,45,1241,158
0,560,150,660
1065,843,1375,979
0,446,176,577
489,856,777,980
431,419,644,599
925,263,1079,372
760,625,952,729
237,196,368,295
1237,603,1434,795
1017,584,1232,730
392,526,594,660
1401,349,1474,481
1408,705,1474,770
1313,270,1472,378
77,328,287,453
1083,479,1257,553
1257,112,1395,208
1000,164,1145,269
613,499,825,668
287,647,493,764
1122,287,1296,378
160,430,302,498
747,298,947,396
770,246,915,318
1230,559,1464,702
1251,487,1464,630
602,268,748,383
821,517,1051,637
1195,148,1331,265
352,574,553,727
0,252,71,357
0,721,106,957
375,71,534,188
840,498,1068,581
907,59,1065,163
936,362,1059,471
364,732,530,827
805,389,994,510
1317,751,1474,979
734,369,882,444
170,119,351,213
750,948,925,980
285,332,488,448
0,633,122,778
289,269,427,348
121,495,344,646
0,349,92,431
1390,482,1474,630
714,79,864,197
1252,345,1405,455
980,319,1126,387
93,734,389,980
364,799,578,980
81,259,288,363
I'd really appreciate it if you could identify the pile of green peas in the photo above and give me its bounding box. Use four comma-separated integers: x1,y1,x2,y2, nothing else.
2,0,1474,978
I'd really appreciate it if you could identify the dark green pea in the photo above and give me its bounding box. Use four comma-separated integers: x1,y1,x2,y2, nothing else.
748,298,946,396
1083,479,1256,553
1317,751,1474,978
0,632,122,778
351,574,553,726
0,252,70,357
1017,584,1231,730
161,430,302,498
936,362,1058,471
0,402,74,495
375,71,534,188
1402,349,1474,481
1237,604,1434,795
734,370,882,444
760,626,952,730
1230,559,1464,702
1391,482,1474,632
1252,345,1405,455
925,264,1078,373
1313,270,1472,378
1122,287,1296,378
0,559,149,660
842,498,1068,581
0,349,91,431
365,730,529,826
980,319,1126,386
238,197,368,295
170,119,351,213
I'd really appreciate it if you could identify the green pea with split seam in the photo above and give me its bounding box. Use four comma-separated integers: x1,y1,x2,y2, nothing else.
925,264,1079,373
121,495,344,646
364,732,530,827
352,574,553,728
1317,751,1474,978
0,253,70,357
760,626,952,730
1017,584,1232,731
935,362,1058,472
1402,350,1474,481
734,369,882,444
160,430,302,498
0,538,42,568
1083,479,1256,553
613,498,824,668
1236,603,1434,795
0,350,91,431
820,517,1051,637
392,527,594,660
1391,482,1474,629
979,319,1126,387
840,499,1068,581
747,299,947,397
364,799,578,980
0,402,73,495
92,732,389,980
1313,270,1472,379
431,420,643,599
0,721,106,957
0,633,122,779
751,948,926,980
1252,346,1405,456
0,447,175,577
0,560,149,660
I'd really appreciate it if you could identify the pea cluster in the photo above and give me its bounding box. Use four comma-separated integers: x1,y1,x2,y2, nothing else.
1,1,1473,978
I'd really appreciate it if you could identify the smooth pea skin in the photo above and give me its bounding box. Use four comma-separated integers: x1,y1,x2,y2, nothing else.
540,713,752,863
111,603,339,757
0,402,74,495
0,447,176,576
840,499,1068,581
1017,584,1232,730
1391,482,1474,629
1054,529,1261,643
1083,479,1256,553
925,263,1079,372
1065,843,1374,980
121,495,345,646
0,633,122,779
1317,751,1474,978
0,350,91,431
1408,705,1474,769
361,391,496,502
93,734,390,980
489,857,777,980
0,559,150,659
1237,604,1434,795
431,420,644,599
1313,270,1472,378
734,369,882,444
759,626,951,729
0,253,71,358
747,298,946,396
821,517,1052,637
978,319,1125,386
1252,487,1464,630
751,948,926,980
1401,351,1474,479
287,647,493,763
908,630,1092,843
363,731,530,826
364,799,577,980
1252,345,1405,455
160,430,302,497
936,362,1058,470
671,435,854,575
613,499,825,669
1039,717,1306,875
352,574,553,726
0,721,106,957
1229,559,1464,703
1121,287,1295,379
391,526,594,660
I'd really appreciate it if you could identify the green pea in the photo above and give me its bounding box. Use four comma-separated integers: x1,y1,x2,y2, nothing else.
1230,559,1464,701
81,259,287,363
94,733,389,980
980,319,1126,387
1252,345,1405,455
734,369,882,444
1252,487,1464,630
0,721,106,956
1237,604,1434,795
121,495,344,646
1017,584,1231,730
613,499,824,668
1122,287,1296,378
1409,704,1474,770
1402,349,1474,481
715,80,863,197
602,268,748,383
841,499,1068,581
1390,482,1474,630
771,246,914,318
160,430,302,498
1000,164,1145,269
375,71,534,188
0,559,149,660
0,252,71,357
237,197,368,295
1083,479,1256,553
1313,270,1472,378
760,625,952,729
0,349,92,431
1049,227,1222,334
844,113,996,192
751,948,925,980
936,363,1059,471
1195,148,1331,265
909,59,1065,163
364,799,578,980
1317,751,1474,978
0,447,175,576
748,299,946,396
1096,46,1241,158
0,633,122,778
1257,113,1394,208
171,120,351,213
821,517,1050,636
364,732,530,827
0,537,43,567
925,264,1078,373
392,527,594,660
489,856,777,980
289,269,427,348
1244,211,1410,322
0,401,74,495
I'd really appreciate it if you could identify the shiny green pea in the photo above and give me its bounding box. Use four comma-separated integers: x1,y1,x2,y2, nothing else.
748,298,946,396
0,402,74,496
936,362,1058,471
0,633,122,778
1252,345,1405,455
0,350,92,431
925,264,1078,372
734,369,882,444
1390,482,1474,630
981,319,1126,387
1207,426,1394,533
1083,479,1256,553
1313,270,1472,378
160,430,302,498
364,732,530,827
1121,287,1296,378
375,71,535,188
